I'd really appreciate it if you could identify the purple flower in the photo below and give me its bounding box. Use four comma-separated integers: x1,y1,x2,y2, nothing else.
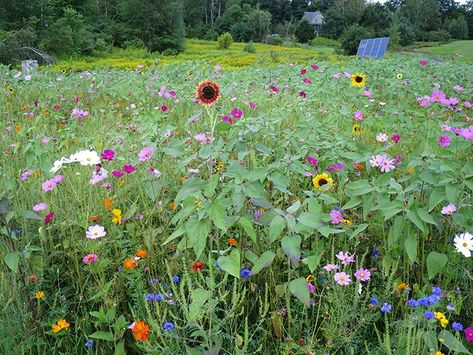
248,102,256,109
407,299,419,307
138,147,153,162
438,134,451,147
307,156,318,166
221,115,233,125
112,170,124,178
380,303,392,313
336,251,355,265
330,209,344,224
453,322,463,331
334,272,351,286
441,204,457,215
424,311,435,320
52,175,64,183
354,268,371,282
392,134,400,143
231,108,243,119
354,111,364,121
370,297,379,305
41,179,57,192
21,170,33,181
323,264,339,272
307,283,315,293
162,321,174,331
326,163,345,172
101,150,115,161
240,268,251,278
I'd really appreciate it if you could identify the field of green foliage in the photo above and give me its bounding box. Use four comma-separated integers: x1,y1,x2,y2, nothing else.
1,50,473,354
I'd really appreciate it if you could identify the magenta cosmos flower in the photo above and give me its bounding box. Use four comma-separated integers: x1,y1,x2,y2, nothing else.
330,209,344,224
44,211,54,224
438,134,451,147
138,147,153,162
112,170,124,178
392,134,400,143
83,253,98,264
354,268,371,282
464,328,473,342
307,156,318,166
334,272,351,286
123,165,136,174
354,111,364,121
101,150,115,161
419,59,428,66
231,108,243,119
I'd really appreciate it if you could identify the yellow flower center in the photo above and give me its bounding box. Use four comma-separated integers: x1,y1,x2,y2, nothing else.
463,242,468,247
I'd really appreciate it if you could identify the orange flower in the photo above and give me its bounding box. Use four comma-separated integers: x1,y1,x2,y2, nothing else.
88,216,101,222
103,198,113,210
51,324,61,333
354,163,365,171
170,201,175,210
135,249,147,258
15,125,22,133
57,319,70,329
396,283,408,292
124,258,138,270
227,237,238,247
192,262,205,271
131,320,149,341
33,170,41,177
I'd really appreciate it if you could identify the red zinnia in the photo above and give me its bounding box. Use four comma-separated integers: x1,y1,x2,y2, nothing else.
192,262,205,271
195,80,221,106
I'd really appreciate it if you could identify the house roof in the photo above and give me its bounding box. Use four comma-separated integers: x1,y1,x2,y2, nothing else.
303,11,325,25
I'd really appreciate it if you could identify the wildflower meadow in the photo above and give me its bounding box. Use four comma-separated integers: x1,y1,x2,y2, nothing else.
1,56,473,354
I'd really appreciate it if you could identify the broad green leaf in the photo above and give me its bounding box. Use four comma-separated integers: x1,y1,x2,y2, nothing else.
19,210,42,220
204,174,219,197
438,330,471,354
143,180,162,201
114,340,126,355
426,251,448,280
90,331,114,341
407,210,425,233
286,200,301,214
298,212,323,229
428,187,445,211
416,208,437,225
209,199,227,231
445,184,460,204
306,254,321,273
238,217,257,244
289,277,310,307
162,225,186,245
4,252,19,272
342,197,362,210
350,223,368,239
404,231,417,263
187,218,210,258
217,249,240,278
251,251,276,275
269,215,286,243
281,235,301,265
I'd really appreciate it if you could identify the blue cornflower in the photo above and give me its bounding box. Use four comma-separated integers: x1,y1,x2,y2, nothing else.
149,278,158,284
172,275,180,284
14,229,21,235
407,299,419,307
240,268,251,279
452,322,463,331
216,261,221,269
380,303,392,313
424,311,435,320
431,287,442,296
372,248,379,256
427,294,440,305
418,297,429,306
145,293,155,301
155,293,165,302
370,297,379,305
85,340,94,348
162,321,174,331
446,303,456,312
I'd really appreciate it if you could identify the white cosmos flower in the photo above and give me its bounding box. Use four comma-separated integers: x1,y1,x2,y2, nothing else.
369,155,385,168
376,133,389,142
453,232,473,257
75,150,101,166
86,225,106,240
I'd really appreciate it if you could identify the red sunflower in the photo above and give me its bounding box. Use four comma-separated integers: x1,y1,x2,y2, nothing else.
195,80,221,106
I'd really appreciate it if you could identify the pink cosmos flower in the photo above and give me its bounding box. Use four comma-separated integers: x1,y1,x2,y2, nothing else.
307,283,315,293
42,179,57,192
453,85,464,92
123,165,136,174
438,134,451,147
44,211,54,224
431,90,446,103
419,59,428,66
376,133,389,142
334,272,351,286
369,155,384,168
300,69,307,75
354,268,371,282
323,264,339,272
379,155,395,172
52,175,64,183
221,115,233,125
336,251,355,266
271,86,279,93
41,136,49,144
138,147,153,162
90,168,108,185
392,134,400,143
354,111,364,121
71,108,89,119
248,102,256,109
363,90,374,99
101,150,115,161
161,105,168,112
33,203,47,212
194,133,211,145
303,77,312,84
299,91,307,98
307,156,318,166
441,204,457,215
21,170,32,181
112,170,124,178
83,253,98,264
147,167,162,178
330,209,344,224
311,64,319,70
214,65,222,71
464,102,472,108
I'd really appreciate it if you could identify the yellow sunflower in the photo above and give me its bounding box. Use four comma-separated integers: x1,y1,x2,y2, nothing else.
312,173,333,190
352,123,362,136
351,72,366,87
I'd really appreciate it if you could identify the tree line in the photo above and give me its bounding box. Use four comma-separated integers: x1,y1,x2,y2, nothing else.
0,0,472,64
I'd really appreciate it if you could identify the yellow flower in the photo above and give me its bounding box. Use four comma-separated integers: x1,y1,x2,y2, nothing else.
341,219,352,225
7,87,14,95
112,209,122,224
434,312,448,328
57,319,70,329
34,291,45,299
351,72,366,87
352,123,362,136
396,283,408,292
194,199,202,211
397,73,403,80
312,173,333,191
51,324,61,333
407,166,415,174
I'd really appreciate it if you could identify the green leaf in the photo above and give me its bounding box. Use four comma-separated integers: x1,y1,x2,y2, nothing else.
217,249,241,278
428,187,445,211
114,340,126,355
426,251,448,280
407,210,425,233
209,199,227,231
0,198,10,214
289,277,310,307
4,252,19,272
416,208,437,225
286,200,301,214
269,215,286,243
341,197,362,210
350,223,368,239
90,331,114,341
306,254,321,273
251,251,276,275
438,330,471,354
445,184,460,203
19,210,42,220
298,212,323,229
143,180,162,201
281,235,301,265
238,217,257,244
204,175,219,198
187,218,210,258
404,231,417,263
162,225,186,245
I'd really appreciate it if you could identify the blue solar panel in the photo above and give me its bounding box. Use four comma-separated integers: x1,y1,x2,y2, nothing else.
356,37,390,59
